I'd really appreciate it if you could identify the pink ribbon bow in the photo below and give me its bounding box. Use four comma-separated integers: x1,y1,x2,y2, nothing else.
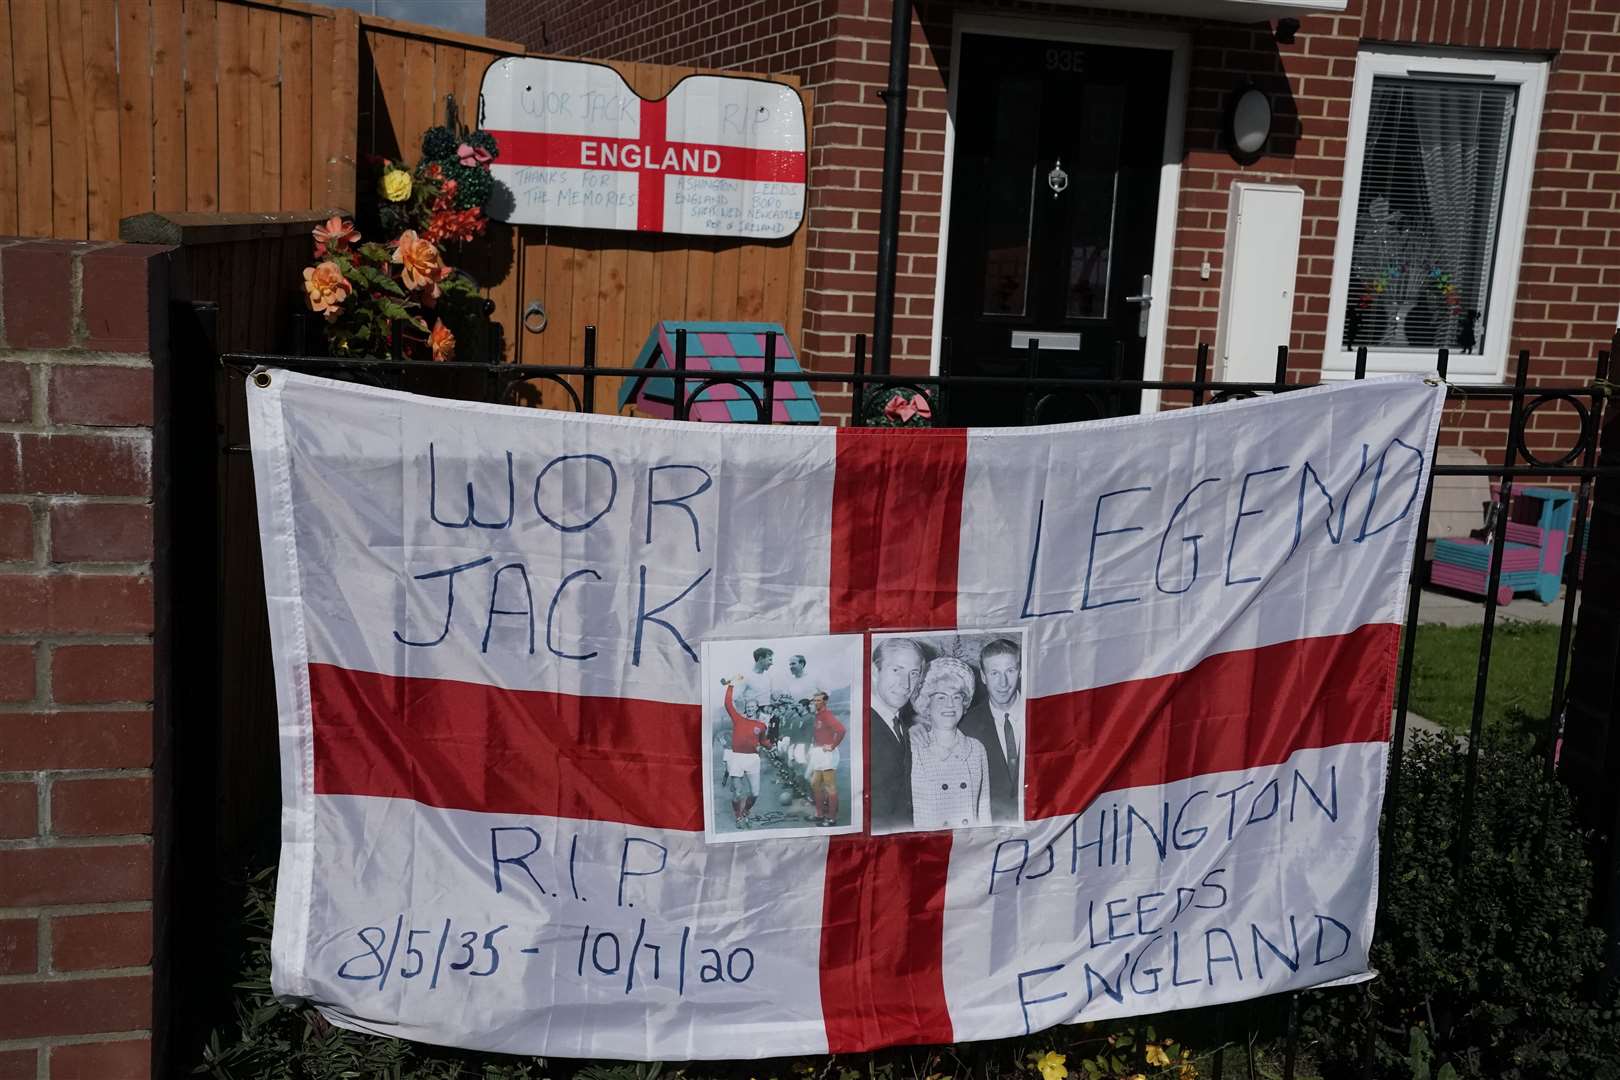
882,393,932,423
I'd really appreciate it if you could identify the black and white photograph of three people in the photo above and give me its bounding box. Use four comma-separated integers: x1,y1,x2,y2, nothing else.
701,630,1027,843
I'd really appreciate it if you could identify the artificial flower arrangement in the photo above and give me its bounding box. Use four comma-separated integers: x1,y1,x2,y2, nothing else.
1355,262,1463,314
300,124,502,362
860,384,936,427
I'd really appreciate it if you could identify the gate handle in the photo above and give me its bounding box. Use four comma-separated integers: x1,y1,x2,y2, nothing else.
524,301,549,335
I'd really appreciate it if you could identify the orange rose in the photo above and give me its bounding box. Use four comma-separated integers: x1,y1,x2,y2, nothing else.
312,215,360,256
392,229,447,296
301,261,351,318
429,320,455,361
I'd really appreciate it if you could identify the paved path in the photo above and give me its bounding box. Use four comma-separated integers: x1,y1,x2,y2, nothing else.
1402,711,1487,754
1416,586,1573,627
1401,711,1454,741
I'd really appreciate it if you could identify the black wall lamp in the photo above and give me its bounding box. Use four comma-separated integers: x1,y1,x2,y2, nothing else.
1226,81,1273,165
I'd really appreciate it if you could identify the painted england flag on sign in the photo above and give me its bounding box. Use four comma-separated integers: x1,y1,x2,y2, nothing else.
249,371,1445,1060
482,57,807,238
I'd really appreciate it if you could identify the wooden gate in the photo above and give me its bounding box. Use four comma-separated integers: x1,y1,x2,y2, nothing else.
356,22,811,413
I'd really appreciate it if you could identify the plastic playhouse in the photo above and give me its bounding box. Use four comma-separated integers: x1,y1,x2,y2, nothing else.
1429,485,1576,605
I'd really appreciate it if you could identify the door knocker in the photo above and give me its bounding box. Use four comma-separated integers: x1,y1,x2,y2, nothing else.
1047,159,1069,198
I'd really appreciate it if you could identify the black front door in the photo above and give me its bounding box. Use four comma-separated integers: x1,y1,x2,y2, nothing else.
941,33,1171,426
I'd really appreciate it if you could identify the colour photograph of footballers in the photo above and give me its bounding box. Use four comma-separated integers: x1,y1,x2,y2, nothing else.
700,633,866,843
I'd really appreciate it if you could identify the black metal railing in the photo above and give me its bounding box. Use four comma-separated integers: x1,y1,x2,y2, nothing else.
204,325,1620,1077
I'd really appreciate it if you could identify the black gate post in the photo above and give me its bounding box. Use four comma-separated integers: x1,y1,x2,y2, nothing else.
153,298,222,1076
1561,336,1620,980
870,0,913,375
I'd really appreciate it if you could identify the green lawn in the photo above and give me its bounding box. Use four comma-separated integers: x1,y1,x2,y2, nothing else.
1406,619,1563,735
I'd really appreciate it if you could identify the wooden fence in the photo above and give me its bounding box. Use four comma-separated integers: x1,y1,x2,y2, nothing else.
0,0,810,415
0,0,358,238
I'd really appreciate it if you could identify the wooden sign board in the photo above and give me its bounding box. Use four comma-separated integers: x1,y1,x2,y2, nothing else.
481,58,807,239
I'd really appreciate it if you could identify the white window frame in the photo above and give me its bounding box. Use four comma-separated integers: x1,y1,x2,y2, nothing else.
1323,48,1548,384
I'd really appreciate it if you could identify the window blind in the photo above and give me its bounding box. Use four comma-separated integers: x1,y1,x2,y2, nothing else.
1342,77,1517,354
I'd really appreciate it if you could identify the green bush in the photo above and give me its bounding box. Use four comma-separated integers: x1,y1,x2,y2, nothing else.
1305,726,1620,1079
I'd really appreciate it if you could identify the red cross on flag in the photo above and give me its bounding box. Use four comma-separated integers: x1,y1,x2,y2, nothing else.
482,58,807,238
248,370,1445,1061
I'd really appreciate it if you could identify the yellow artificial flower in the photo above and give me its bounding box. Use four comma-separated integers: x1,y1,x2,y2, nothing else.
1177,1064,1199,1080
1145,1044,1172,1067
379,167,413,202
1034,1051,1068,1080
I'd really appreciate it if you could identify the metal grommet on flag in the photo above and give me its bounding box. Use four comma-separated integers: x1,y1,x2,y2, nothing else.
251,369,273,389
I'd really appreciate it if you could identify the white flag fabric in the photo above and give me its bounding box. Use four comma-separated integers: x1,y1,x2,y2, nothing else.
248,370,1445,1060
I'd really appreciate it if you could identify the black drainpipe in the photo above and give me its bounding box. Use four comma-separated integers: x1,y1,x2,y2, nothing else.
871,0,912,376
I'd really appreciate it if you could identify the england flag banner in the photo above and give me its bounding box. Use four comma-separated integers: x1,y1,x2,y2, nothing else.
481,57,806,238
248,370,1445,1060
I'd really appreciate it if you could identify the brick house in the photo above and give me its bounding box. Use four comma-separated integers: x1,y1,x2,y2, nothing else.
489,0,1620,451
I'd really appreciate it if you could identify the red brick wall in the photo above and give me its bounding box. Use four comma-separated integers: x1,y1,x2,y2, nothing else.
491,0,1620,445
1498,0,1620,459
1161,0,1620,464
0,239,164,1080
1363,0,1571,51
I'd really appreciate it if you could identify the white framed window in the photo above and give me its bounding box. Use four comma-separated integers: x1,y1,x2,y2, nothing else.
1324,49,1548,382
